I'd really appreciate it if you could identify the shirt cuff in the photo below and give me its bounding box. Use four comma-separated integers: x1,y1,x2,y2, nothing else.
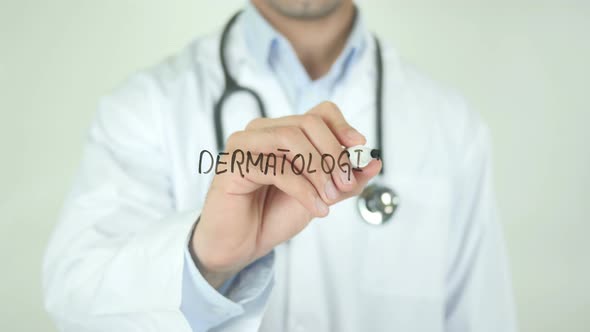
180,234,274,331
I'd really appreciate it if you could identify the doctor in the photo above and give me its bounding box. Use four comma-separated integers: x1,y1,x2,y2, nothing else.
43,0,517,331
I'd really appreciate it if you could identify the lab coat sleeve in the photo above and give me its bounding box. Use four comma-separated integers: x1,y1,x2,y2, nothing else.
42,73,274,332
444,119,518,331
181,239,275,331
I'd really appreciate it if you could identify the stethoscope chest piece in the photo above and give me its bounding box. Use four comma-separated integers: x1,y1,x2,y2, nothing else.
357,183,400,225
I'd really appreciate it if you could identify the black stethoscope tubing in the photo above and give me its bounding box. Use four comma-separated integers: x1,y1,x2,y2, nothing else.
213,10,400,225
213,11,384,176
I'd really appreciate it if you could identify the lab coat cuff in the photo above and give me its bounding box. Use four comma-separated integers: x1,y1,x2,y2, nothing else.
180,222,275,329
83,208,201,319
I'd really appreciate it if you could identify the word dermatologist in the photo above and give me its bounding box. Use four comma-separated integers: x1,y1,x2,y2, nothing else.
197,148,374,180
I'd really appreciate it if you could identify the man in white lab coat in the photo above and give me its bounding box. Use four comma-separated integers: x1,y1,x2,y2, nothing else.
43,0,517,331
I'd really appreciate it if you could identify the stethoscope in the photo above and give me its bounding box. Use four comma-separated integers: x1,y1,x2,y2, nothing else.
213,11,399,225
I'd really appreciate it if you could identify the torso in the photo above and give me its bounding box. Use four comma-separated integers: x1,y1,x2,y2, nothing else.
149,21,469,331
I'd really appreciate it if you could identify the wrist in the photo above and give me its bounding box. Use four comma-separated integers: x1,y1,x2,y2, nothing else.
188,217,238,289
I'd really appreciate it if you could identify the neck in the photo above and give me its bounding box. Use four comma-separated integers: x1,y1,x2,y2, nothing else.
251,0,355,80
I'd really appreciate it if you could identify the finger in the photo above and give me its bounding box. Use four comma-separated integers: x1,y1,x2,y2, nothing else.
337,159,382,201
247,115,357,196
308,101,366,147
220,153,329,218
227,127,338,205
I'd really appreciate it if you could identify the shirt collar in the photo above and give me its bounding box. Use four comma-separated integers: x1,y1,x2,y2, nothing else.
241,3,280,69
241,2,368,81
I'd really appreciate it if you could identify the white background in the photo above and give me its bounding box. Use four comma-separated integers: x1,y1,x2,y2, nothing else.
1,0,589,331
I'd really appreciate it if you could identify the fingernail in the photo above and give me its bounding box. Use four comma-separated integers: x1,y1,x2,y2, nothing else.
346,128,365,142
324,180,339,201
340,168,355,185
315,197,329,216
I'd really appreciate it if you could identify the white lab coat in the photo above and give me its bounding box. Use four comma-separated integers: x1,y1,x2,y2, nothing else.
43,14,517,332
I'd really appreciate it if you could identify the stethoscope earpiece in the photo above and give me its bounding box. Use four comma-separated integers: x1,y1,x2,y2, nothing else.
357,184,399,225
